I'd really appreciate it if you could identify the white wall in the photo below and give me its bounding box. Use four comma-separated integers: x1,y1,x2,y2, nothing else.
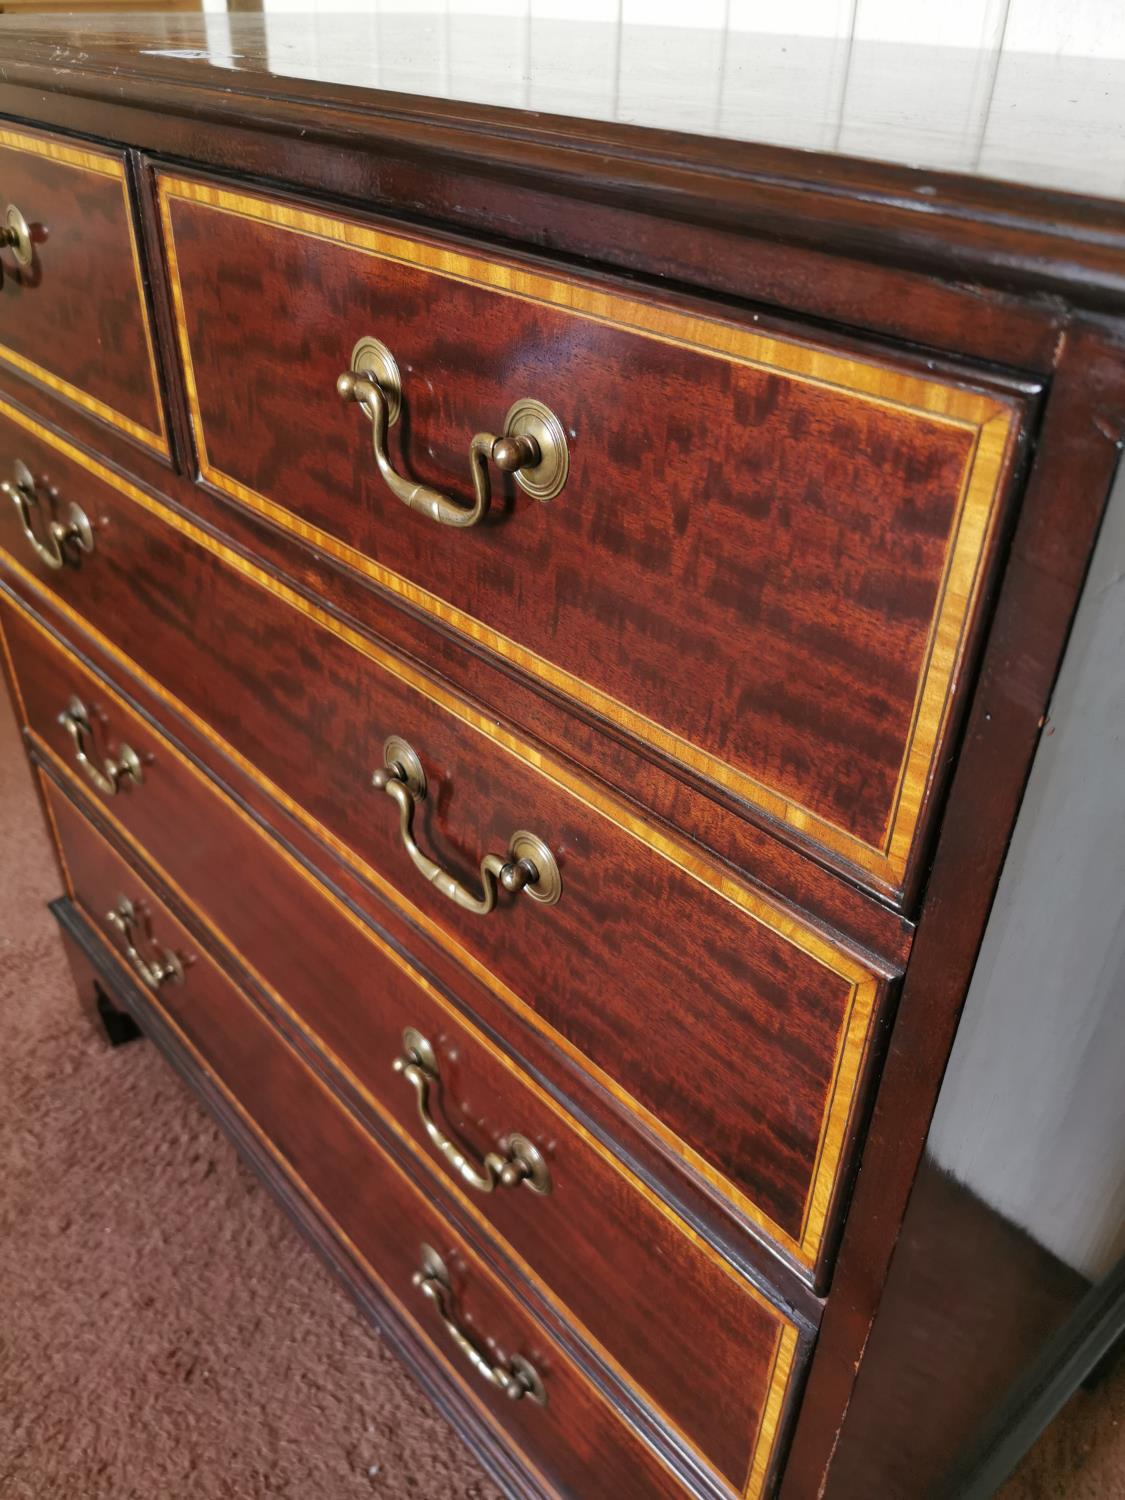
926,461,1125,1281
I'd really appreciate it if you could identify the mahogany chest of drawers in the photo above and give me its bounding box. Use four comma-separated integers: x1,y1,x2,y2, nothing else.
0,16,1122,1499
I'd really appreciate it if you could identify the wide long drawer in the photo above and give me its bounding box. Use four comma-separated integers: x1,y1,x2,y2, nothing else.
0,126,166,455
7,596,804,1495
158,171,1029,896
0,398,891,1282
44,783,696,1500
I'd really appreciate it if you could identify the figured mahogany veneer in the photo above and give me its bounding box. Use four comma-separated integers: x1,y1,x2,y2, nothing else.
158,173,1028,899
4,595,805,1495
44,782,701,1500
2,24,1121,1497
0,396,891,1285
0,127,166,455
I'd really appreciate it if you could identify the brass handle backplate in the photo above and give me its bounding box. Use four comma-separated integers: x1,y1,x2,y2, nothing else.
3,460,93,570
105,896,183,991
413,1243,547,1404
59,696,143,797
0,204,33,267
394,1026,551,1195
338,335,568,527
371,735,562,914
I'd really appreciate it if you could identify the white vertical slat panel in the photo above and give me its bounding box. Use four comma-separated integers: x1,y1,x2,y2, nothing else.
1003,0,1125,57
616,6,729,133
728,0,854,37
837,0,1010,168
528,0,621,123
853,0,1008,48
374,0,451,101
622,0,728,27
980,0,1125,190
445,0,530,107
715,26,857,149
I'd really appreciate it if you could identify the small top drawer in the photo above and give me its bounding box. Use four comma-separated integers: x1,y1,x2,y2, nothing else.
0,126,166,455
158,173,1029,900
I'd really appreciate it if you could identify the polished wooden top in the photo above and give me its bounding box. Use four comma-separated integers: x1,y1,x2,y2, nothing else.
0,13,1123,313
0,11,1122,203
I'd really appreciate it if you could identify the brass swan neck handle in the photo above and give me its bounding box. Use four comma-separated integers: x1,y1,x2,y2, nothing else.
337,335,568,528
3,460,93,571
0,204,33,267
105,896,183,992
59,696,143,797
393,1027,551,1195
371,735,562,915
413,1244,547,1405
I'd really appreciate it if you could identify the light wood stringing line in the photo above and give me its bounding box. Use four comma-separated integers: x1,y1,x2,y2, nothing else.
158,173,1022,887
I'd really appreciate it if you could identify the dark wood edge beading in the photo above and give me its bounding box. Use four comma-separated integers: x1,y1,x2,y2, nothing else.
784,321,1125,1495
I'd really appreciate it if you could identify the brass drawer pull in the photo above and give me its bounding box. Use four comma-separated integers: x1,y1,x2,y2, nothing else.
3,460,93,571
337,335,568,527
372,736,562,914
413,1244,547,1405
105,896,183,991
0,204,33,267
59,696,143,797
394,1027,551,1195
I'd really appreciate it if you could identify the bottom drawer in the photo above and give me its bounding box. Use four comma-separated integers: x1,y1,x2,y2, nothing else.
44,779,691,1500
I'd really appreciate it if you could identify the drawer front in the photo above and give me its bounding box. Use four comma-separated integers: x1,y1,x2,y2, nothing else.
6,598,803,1495
46,783,711,1500
0,126,166,454
0,399,891,1281
159,172,1027,894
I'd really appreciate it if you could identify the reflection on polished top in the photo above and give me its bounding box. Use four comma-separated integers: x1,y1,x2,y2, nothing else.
0,10,1123,201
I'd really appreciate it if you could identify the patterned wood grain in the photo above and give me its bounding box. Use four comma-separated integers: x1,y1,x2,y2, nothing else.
0,396,893,1282
0,32,1119,1500
159,174,1026,894
6,596,806,1495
